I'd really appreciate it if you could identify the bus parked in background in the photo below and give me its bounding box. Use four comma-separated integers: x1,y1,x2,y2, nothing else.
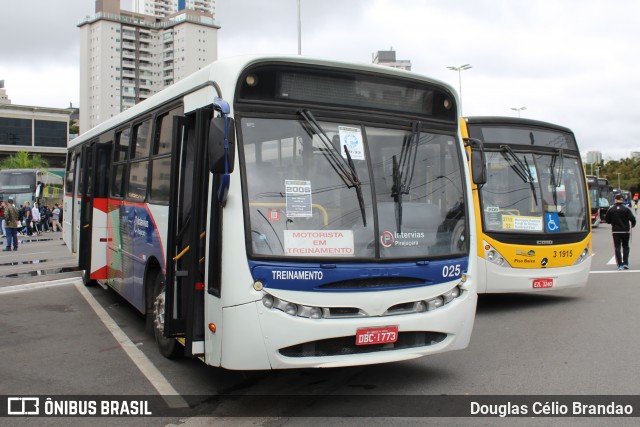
462,116,591,293
598,177,613,222
64,55,482,369
0,168,64,206
586,175,601,227
586,175,613,227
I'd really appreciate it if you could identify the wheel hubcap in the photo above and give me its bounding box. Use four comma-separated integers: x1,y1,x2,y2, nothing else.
154,289,165,333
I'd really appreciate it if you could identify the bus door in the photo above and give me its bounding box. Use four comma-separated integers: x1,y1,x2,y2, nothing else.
78,142,112,281
70,151,82,255
163,108,212,357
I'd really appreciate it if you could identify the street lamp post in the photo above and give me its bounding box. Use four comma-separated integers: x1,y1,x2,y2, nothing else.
511,106,527,117
616,172,621,191
447,64,472,115
297,0,302,55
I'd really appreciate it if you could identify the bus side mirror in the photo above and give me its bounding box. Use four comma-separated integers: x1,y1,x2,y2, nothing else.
207,116,235,175
465,138,487,186
35,182,44,199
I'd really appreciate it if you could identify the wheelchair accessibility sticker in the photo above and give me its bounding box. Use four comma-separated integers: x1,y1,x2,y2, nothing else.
545,213,560,232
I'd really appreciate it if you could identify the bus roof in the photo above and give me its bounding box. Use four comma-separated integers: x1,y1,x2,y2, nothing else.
464,116,574,135
71,55,459,149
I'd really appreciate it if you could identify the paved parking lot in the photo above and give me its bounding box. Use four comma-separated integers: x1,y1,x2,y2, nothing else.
0,231,81,287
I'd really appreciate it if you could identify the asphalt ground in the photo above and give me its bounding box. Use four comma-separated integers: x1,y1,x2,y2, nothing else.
0,230,81,287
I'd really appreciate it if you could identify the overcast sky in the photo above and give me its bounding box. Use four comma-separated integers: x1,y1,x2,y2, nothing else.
2,0,639,159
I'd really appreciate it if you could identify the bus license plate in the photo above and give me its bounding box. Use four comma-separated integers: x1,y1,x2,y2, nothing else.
356,326,398,346
532,278,554,289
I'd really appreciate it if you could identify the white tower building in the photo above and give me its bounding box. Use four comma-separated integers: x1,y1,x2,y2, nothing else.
135,0,216,18
78,0,219,133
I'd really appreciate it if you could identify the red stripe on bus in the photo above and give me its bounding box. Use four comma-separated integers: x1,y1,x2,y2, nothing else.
90,265,109,280
93,197,109,213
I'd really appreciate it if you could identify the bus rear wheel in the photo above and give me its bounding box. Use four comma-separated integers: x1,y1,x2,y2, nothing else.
152,272,183,359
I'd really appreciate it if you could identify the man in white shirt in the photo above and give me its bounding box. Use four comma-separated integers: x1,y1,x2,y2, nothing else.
31,202,42,235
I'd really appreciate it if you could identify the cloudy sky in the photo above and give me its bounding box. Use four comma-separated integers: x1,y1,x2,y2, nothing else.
2,0,639,159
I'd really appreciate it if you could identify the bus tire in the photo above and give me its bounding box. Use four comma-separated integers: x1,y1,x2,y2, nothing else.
152,272,183,359
82,270,96,287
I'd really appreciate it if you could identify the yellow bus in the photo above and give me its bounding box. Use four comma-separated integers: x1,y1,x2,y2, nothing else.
462,117,591,293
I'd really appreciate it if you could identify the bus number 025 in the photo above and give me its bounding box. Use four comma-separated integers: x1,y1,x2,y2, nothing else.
442,264,461,278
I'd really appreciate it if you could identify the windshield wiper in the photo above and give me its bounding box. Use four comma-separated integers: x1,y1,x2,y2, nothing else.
500,145,538,206
391,122,421,232
500,145,530,183
550,149,564,188
549,149,564,208
522,157,538,206
298,109,358,188
298,109,366,226
343,145,367,226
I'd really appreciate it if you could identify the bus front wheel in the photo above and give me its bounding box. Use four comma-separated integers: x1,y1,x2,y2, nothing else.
152,273,183,359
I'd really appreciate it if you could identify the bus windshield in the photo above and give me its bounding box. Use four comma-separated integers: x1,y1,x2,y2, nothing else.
241,117,466,260
0,170,36,191
480,151,588,233
0,170,37,202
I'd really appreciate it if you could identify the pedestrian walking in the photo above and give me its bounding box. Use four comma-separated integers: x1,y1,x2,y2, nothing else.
31,202,42,235
0,201,5,238
22,207,33,235
3,198,20,251
605,193,637,270
41,204,51,232
51,203,63,232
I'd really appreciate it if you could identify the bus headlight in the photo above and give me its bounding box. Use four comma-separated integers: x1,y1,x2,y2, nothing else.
573,247,590,265
309,307,323,319
442,286,460,304
284,303,298,316
484,244,511,267
261,292,327,319
262,294,275,308
426,296,444,311
415,301,428,313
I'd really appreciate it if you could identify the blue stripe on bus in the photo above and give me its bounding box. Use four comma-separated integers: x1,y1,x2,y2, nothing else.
249,257,468,292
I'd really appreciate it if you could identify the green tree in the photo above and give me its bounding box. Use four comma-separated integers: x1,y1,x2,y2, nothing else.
600,156,640,193
0,151,49,170
69,120,79,135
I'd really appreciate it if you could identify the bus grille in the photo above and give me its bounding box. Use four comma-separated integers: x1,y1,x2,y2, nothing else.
318,277,426,290
278,332,446,358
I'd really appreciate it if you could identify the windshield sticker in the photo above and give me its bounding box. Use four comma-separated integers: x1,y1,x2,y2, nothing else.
338,126,365,160
283,230,354,257
502,215,543,231
285,180,313,218
484,206,501,228
380,230,425,248
268,208,281,221
545,213,561,232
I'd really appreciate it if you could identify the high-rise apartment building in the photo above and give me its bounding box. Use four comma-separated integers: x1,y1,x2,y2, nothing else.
0,80,10,104
585,151,602,165
135,0,216,18
372,49,412,71
78,0,219,133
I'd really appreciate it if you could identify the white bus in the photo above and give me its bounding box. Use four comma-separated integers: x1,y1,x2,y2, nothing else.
64,55,481,369
0,168,64,206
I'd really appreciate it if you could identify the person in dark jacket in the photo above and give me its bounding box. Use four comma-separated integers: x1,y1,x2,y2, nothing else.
3,198,20,251
605,193,637,270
